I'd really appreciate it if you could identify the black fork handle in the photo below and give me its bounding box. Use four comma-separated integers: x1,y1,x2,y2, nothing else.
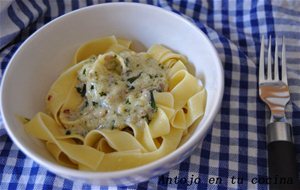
267,122,300,190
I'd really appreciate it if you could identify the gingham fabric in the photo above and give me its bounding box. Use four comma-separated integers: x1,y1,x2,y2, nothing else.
1,0,300,189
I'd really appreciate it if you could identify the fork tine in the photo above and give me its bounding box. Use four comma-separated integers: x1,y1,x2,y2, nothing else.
274,38,279,80
267,36,272,80
259,36,265,82
281,36,288,84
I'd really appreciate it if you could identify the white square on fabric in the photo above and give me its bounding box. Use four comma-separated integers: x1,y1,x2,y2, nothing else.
190,154,200,165
248,164,257,175
230,130,239,139
228,160,239,171
248,131,258,142
6,157,17,166
229,145,239,155
209,159,220,168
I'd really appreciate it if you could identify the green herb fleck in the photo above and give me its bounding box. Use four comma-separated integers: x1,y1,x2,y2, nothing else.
128,86,135,90
142,115,150,123
90,85,94,90
99,92,107,96
125,58,129,67
83,68,86,75
150,90,157,111
65,130,71,135
76,84,86,97
111,120,116,129
92,101,98,106
127,73,142,83
159,64,164,69
125,99,131,104
126,70,132,75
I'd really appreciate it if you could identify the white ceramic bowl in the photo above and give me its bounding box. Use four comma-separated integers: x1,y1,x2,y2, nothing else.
0,2,223,186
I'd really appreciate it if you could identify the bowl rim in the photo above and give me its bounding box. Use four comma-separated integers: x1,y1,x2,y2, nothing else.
0,2,224,179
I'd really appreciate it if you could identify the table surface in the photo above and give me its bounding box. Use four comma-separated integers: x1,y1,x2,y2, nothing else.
1,0,300,189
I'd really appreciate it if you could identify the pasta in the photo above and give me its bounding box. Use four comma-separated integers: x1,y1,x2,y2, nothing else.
22,36,206,171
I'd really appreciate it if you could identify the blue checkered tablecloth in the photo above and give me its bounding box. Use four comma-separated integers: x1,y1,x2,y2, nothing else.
1,0,300,189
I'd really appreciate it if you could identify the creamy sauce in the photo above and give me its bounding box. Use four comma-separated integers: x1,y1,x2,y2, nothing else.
64,51,168,136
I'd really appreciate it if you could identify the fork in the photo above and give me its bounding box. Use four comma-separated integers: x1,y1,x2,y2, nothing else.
259,36,299,190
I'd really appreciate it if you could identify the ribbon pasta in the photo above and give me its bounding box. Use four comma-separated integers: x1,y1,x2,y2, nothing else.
23,36,206,171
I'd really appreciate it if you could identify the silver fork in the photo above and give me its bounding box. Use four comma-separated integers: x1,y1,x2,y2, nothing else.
259,36,299,190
